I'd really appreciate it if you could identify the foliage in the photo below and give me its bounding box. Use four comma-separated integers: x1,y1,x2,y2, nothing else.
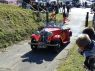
0,3,44,48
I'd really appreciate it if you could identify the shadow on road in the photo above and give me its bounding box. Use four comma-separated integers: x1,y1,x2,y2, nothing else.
21,49,57,64
21,44,69,64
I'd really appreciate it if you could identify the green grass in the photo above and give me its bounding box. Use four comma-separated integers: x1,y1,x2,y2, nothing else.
49,13,63,23
88,21,92,27
0,3,44,48
56,14,63,23
57,45,85,71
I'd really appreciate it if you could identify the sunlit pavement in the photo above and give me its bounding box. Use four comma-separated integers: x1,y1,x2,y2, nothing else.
67,8,93,37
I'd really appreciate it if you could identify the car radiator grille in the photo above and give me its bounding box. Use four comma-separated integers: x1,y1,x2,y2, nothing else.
40,32,48,43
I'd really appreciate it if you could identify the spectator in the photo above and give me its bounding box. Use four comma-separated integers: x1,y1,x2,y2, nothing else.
26,4,31,9
54,3,59,14
63,11,67,23
62,3,65,13
82,27,95,40
22,1,27,8
84,2,87,8
66,4,70,17
76,34,95,71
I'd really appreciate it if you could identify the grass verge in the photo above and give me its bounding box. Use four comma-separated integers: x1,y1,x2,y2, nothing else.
57,44,85,71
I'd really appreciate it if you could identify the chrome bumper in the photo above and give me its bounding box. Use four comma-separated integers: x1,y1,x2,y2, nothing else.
28,42,58,47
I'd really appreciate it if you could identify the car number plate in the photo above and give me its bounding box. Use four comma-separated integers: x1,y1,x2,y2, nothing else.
38,42,46,48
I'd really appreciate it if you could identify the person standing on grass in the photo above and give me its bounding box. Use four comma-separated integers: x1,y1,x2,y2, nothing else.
62,11,67,24
62,3,65,13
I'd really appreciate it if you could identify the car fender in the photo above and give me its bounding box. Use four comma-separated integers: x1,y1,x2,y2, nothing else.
31,34,40,41
60,30,71,42
51,35,61,40
69,29,72,36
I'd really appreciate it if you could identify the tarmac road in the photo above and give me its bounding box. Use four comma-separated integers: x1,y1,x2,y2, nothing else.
0,8,93,71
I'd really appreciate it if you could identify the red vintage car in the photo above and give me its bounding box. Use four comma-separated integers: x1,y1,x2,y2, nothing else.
29,22,72,53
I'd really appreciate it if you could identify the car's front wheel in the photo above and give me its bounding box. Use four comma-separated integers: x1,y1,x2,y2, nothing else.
52,40,62,53
31,38,37,51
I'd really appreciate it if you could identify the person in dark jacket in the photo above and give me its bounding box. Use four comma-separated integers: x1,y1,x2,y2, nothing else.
66,4,70,17
62,3,65,13
82,27,95,40
76,34,95,71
